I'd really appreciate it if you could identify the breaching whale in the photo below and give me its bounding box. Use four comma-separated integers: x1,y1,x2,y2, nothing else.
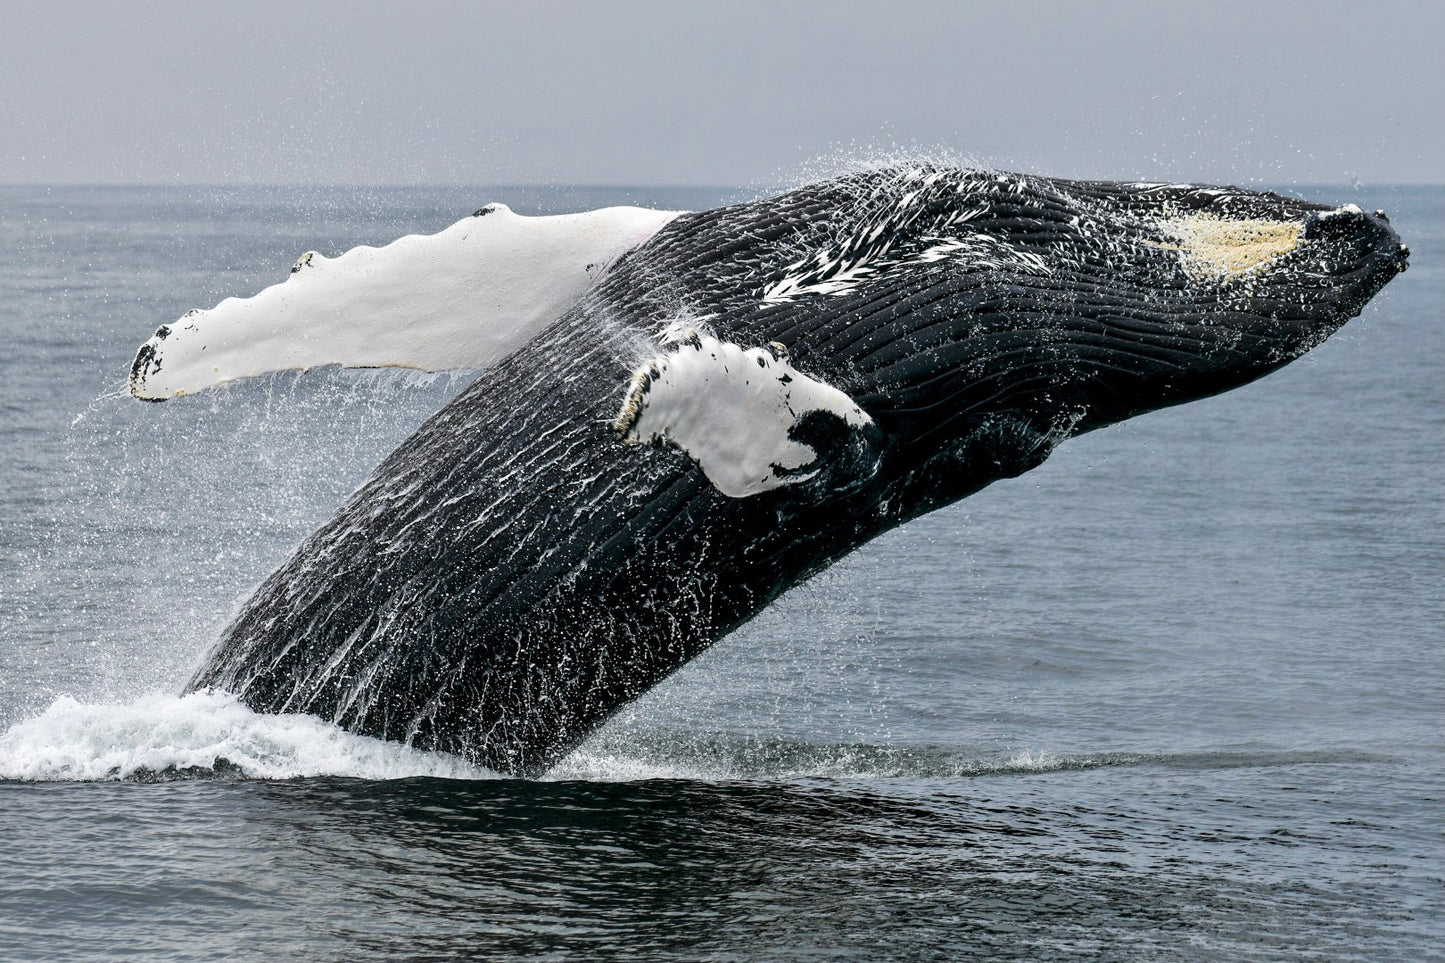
128,167,1407,776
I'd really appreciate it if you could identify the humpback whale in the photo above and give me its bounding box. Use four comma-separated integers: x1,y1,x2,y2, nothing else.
128,167,1407,776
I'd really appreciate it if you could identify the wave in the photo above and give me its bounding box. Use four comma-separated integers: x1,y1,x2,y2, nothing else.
0,692,1382,784
556,735,1381,783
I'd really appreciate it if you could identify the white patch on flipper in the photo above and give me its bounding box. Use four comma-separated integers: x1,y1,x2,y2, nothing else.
128,204,682,399
615,333,874,498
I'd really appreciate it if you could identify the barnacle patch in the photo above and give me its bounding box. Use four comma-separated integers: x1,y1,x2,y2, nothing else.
1153,213,1302,281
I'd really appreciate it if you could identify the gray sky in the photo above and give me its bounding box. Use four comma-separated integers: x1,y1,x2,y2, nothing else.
3,0,1440,187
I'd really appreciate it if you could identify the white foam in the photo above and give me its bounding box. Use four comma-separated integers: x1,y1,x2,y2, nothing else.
0,691,497,782
0,693,1159,783
128,203,682,400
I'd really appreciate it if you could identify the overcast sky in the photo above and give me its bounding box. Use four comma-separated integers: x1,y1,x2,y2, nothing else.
3,1,1440,187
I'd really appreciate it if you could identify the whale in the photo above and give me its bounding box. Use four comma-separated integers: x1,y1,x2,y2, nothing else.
128,166,1408,776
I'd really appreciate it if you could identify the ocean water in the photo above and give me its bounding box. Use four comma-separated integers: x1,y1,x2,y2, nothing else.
0,182,1440,961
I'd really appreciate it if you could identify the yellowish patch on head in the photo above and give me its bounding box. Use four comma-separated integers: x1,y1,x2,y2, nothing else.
1154,213,1302,281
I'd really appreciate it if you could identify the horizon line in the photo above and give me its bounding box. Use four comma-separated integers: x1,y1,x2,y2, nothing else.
2,179,1442,191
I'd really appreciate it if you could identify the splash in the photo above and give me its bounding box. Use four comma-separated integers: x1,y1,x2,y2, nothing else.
0,690,495,782
0,692,1376,784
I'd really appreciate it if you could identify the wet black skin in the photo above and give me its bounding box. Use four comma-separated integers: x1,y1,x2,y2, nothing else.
184,168,1408,775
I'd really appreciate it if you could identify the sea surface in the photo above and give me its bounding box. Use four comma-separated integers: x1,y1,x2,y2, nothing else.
0,182,1440,961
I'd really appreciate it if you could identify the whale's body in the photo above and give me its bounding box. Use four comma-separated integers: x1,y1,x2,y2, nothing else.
134,167,1407,775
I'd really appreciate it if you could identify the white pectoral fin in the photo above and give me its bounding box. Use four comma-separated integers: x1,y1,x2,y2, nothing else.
614,331,880,498
127,204,682,400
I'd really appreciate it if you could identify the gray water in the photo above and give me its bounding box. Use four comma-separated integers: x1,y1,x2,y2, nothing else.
0,183,1440,961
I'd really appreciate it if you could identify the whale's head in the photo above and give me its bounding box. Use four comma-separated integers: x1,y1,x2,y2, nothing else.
614,170,1406,521
693,171,1410,520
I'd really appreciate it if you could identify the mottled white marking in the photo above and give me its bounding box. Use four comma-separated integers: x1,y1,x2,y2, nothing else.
128,204,682,399
760,169,1050,305
916,231,1051,273
1314,203,1365,221
615,332,872,498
